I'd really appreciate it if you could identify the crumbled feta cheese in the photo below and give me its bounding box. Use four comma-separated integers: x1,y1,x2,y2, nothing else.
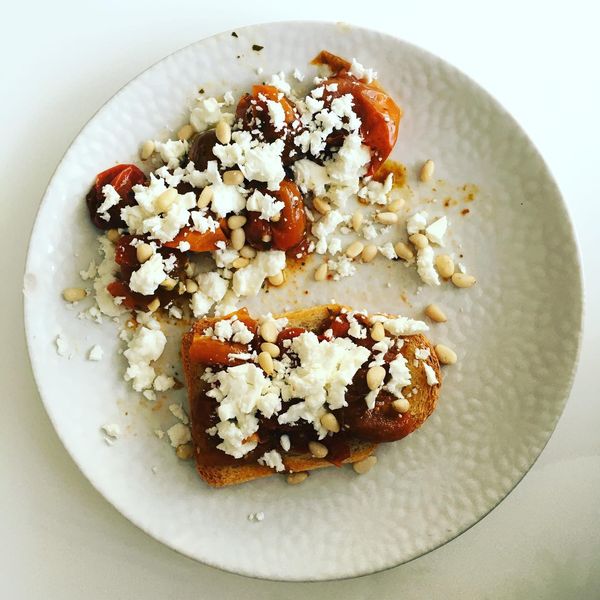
190,97,233,132
153,140,188,169
223,91,235,106
312,210,346,254
375,316,429,336
154,429,164,439
167,423,191,447
240,139,285,190
143,389,157,401
94,235,126,318
327,255,356,280
79,260,97,281
407,211,428,235
154,374,175,391
292,159,329,196
266,99,286,131
97,185,121,221
210,183,246,218
416,245,440,286
347,313,367,339
268,71,291,94
385,354,412,398
168,403,189,424
358,173,393,205
88,345,104,361
425,216,448,245
178,241,191,252
378,242,397,260
258,449,285,472
128,253,166,296
102,424,120,438
414,348,431,360
55,334,71,358
423,363,439,385
199,272,229,302
190,291,213,318
232,250,286,296
293,68,304,81
123,326,167,392
246,189,284,220
348,58,377,83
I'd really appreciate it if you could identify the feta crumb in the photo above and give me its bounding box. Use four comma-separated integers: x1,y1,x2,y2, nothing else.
266,99,286,131
169,403,189,424
378,242,397,260
128,253,166,296
407,211,428,235
414,348,431,360
258,449,285,472
88,345,104,361
246,189,284,220
143,390,157,401
97,185,121,221
79,260,97,281
293,68,304,81
178,240,191,252
416,245,440,286
423,363,439,385
425,216,448,245
55,334,71,358
255,511,265,521
102,424,120,438
154,429,164,439
167,423,191,447
123,326,167,392
348,58,377,83
154,374,175,391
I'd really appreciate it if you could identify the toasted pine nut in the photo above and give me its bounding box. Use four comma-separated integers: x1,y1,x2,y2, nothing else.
287,472,309,485
392,398,411,413
435,254,455,279
345,241,364,259
177,124,194,141
409,233,428,249
197,186,213,208
314,263,328,281
140,140,155,160
425,303,447,323
136,242,153,264
107,228,120,243
185,279,198,294
177,282,186,295
352,211,363,231
230,228,246,251
419,159,435,182
353,455,377,474
215,119,232,144
308,441,328,458
147,298,160,312
387,198,405,212
176,443,194,460
240,245,257,259
320,412,340,433
227,215,247,229
271,213,281,223
435,344,458,365
375,212,398,225
394,241,414,261
260,342,280,358
268,271,284,286
361,244,378,262
62,287,86,302
451,273,476,288
366,365,386,391
370,321,385,342
258,351,274,375
160,277,177,291
259,322,278,343
313,197,331,215
223,170,244,186
155,188,177,213
232,257,249,269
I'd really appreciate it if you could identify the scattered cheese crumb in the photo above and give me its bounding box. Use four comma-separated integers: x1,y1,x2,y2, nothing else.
88,345,104,361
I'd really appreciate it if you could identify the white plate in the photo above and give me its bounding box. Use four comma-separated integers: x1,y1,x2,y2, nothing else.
24,21,582,580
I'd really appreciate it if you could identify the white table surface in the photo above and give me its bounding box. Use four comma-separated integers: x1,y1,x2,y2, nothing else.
3,1,599,597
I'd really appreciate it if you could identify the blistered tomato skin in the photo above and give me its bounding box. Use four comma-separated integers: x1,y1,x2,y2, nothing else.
86,164,146,230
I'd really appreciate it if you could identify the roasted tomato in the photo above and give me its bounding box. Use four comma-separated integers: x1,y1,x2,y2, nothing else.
244,180,307,254
86,164,146,230
236,85,301,164
312,51,401,176
187,129,218,171
163,226,227,252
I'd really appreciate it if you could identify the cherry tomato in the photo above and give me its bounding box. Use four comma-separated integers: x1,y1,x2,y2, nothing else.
243,213,273,251
187,129,218,171
163,226,227,252
270,180,307,252
188,337,250,366
107,280,149,311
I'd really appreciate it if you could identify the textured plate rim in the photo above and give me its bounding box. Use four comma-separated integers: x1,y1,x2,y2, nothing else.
23,20,584,581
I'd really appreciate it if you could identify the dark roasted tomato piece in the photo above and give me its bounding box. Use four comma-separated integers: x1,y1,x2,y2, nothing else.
163,226,227,252
270,180,308,252
235,85,301,165
276,327,306,345
187,129,218,171
243,212,273,251
86,164,146,230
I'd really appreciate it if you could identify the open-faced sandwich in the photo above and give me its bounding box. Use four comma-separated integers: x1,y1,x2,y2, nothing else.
181,304,441,486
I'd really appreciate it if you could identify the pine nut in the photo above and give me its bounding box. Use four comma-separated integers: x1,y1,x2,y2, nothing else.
313,197,331,215
409,233,428,249
394,241,414,261
107,228,120,243
197,186,213,208
176,443,194,460
259,322,278,343
387,198,405,212
366,365,386,390
435,344,458,365
345,240,364,258
392,398,411,413
177,124,194,141
268,271,284,286
155,188,178,213
230,228,246,250
140,140,155,160
178,282,186,295
62,287,86,302
215,119,232,144
262,234,272,243
375,212,398,225
258,351,274,375
314,263,328,281
352,211,363,231
353,455,377,474
435,254,455,278
223,170,244,186
232,257,249,269
160,277,177,290
136,242,153,264
240,245,257,259
287,472,309,485
361,244,378,262
370,321,385,342
260,342,280,358
271,213,281,223
419,159,435,182
147,298,160,312
451,273,476,288
308,441,328,458
320,412,340,433
425,303,447,323
185,279,198,293
227,215,247,229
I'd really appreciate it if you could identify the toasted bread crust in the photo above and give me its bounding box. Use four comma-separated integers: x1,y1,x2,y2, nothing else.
181,304,440,487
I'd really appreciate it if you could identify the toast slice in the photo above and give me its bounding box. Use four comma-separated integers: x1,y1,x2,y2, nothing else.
181,304,441,487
